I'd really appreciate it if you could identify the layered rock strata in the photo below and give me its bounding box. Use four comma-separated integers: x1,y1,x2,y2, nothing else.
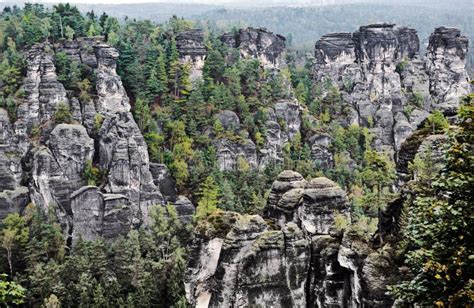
177,29,207,81
312,24,469,157
185,171,397,307
0,38,180,243
220,27,286,68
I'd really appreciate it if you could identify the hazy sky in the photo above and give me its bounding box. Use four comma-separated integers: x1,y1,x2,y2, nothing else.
4,0,351,4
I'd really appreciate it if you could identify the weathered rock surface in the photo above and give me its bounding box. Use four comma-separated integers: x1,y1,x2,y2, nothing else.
308,133,334,169
259,100,302,168
177,29,207,81
149,163,177,202
185,213,309,307
28,123,94,216
214,138,258,171
220,27,286,68
0,108,22,191
0,186,29,221
99,112,163,223
70,186,131,242
312,24,469,159
427,27,470,114
94,43,131,114
216,110,240,132
185,171,396,307
0,38,181,245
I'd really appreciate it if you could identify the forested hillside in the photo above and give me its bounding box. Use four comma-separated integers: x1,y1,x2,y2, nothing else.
0,3,472,307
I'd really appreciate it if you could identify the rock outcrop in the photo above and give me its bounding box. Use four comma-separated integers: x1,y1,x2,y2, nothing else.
220,27,286,68
185,171,396,307
214,138,258,171
0,37,184,244
312,24,470,157
259,99,302,168
177,29,207,81
71,186,131,243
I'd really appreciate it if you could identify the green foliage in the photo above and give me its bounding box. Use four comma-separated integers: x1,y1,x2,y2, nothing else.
1,214,29,275
0,274,26,305
83,160,101,186
0,203,189,307
396,57,409,73
410,91,424,107
425,110,449,134
92,113,103,135
195,176,220,221
392,96,474,306
53,103,73,124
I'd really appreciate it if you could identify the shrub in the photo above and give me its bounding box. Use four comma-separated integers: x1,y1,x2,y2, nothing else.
425,110,449,134
83,160,101,186
53,103,73,124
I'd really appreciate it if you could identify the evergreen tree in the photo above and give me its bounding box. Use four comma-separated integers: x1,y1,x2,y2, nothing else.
392,96,474,306
195,176,220,221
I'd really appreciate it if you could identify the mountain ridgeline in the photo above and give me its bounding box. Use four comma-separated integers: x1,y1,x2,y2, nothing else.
0,4,472,307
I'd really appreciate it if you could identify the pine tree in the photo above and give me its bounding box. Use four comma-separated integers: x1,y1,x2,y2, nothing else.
195,176,220,221
392,96,474,306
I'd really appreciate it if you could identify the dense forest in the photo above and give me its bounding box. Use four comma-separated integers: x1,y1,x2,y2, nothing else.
0,3,472,307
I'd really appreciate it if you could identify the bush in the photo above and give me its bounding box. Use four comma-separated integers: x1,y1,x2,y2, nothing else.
83,160,101,186
425,110,449,134
53,103,73,124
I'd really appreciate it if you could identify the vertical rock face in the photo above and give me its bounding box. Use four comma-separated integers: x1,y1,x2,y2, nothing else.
298,177,349,235
98,111,163,224
220,27,286,68
308,133,334,169
29,124,93,216
0,38,173,244
259,99,302,168
185,171,396,307
0,109,22,191
185,213,309,308
16,43,69,130
70,186,131,243
48,124,94,181
0,186,29,221
176,29,207,81
149,163,178,202
427,27,470,113
214,138,258,171
312,24,469,157
94,43,131,114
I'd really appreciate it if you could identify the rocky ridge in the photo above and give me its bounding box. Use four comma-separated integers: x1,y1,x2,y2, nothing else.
211,25,468,173
312,24,469,156
185,170,398,307
0,37,193,241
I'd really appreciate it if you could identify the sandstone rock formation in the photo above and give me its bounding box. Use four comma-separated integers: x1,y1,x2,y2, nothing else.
220,27,286,68
259,99,302,169
185,170,396,307
312,24,470,157
0,38,183,244
177,29,207,81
